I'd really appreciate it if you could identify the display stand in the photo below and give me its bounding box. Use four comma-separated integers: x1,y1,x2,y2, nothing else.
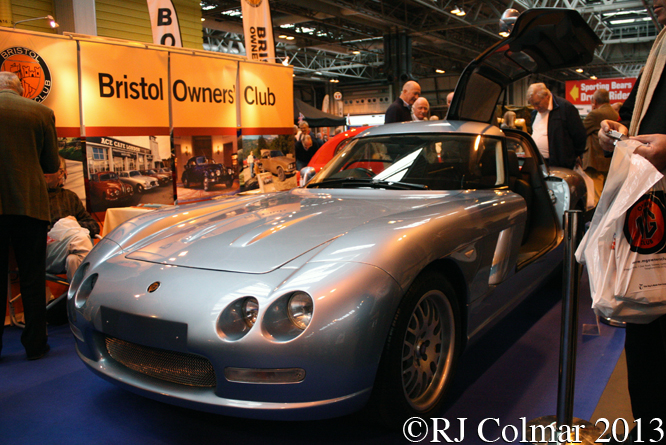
525,211,607,444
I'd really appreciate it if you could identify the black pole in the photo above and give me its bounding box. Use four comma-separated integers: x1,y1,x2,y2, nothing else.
557,210,581,427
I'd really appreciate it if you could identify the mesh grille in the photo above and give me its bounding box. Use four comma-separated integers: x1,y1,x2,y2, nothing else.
105,336,217,387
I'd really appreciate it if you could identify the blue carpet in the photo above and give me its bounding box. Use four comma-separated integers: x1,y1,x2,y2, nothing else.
0,270,624,444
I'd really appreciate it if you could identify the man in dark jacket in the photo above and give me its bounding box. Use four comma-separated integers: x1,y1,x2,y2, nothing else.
527,83,586,169
384,81,421,124
0,71,60,360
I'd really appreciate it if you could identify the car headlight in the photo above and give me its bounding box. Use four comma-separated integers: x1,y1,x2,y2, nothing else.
242,297,258,327
216,169,221,176
287,292,313,330
289,163,295,170
216,297,259,341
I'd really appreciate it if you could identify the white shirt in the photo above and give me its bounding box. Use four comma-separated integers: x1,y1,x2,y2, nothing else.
531,96,553,159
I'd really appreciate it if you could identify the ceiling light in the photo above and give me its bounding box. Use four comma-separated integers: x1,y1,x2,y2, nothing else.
201,18,205,21
436,69,445,74
286,36,295,40
352,50,360,55
451,5,462,14
499,31,510,37
576,68,584,73
278,35,287,39
590,75,598,80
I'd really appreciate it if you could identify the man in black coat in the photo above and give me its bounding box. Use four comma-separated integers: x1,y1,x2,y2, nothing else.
0,71,60,360
384,81,421,124
527,83,586,169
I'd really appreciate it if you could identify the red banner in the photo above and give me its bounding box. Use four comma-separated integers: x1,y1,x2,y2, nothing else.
565,78,636,105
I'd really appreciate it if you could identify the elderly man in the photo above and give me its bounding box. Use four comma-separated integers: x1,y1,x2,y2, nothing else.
581,88,619,196
384,80,421,124
527,82,586,169
412,97,430,121
295,120,319,170
0,71,60,360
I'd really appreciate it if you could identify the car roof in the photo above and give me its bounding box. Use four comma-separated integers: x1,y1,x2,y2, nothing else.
447,8,600,124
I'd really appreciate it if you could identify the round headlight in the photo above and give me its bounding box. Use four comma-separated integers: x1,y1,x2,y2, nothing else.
242,297,259,327
216,169,221,176
287,292,313,330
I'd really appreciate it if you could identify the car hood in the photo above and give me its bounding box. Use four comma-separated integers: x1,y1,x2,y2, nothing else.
447,8,600,124
125,189,461,273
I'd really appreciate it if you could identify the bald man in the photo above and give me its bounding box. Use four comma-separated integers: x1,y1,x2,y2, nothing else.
385,80,421,124
412,97,430,121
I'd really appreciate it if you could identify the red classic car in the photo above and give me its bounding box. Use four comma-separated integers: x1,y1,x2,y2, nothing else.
89,171,134,204
307,126,372,172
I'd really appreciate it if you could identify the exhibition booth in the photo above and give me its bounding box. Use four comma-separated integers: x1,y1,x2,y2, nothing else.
0,26,294,218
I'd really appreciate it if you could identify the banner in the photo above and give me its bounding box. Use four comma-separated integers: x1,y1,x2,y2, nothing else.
240,0,276,62
566,77,636,114
79,41,169,136
170,53,237,135
0,31,80,136
146,0,183,47
239,61,293,134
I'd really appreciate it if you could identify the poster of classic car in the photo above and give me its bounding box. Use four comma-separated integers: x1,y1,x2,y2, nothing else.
181,156,234,191
85,136,174,212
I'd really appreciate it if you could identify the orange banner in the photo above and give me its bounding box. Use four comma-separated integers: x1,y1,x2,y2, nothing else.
79,41,170,136
0,31,80,136
239,61,293,134
170,53,237,136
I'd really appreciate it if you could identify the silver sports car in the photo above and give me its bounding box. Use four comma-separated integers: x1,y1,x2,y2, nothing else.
68,9,599,424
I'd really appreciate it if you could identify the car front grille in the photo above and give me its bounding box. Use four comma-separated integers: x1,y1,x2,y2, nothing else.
105,336,217,387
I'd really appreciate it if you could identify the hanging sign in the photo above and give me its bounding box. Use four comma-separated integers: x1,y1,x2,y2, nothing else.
79,41,169,136
240,0,276,62
146,0,183,47
170,53,238,135
239,61,293,134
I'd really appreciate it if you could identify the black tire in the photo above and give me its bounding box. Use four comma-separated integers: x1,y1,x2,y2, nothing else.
277,167,286,182
203,177,210,191
372,270,461,426
135,184,145,194
183,177,190,188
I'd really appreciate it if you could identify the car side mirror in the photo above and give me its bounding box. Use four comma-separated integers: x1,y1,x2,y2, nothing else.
300,166,316,186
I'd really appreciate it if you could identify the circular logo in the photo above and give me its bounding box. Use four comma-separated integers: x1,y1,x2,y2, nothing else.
0,47,52,102
147,282,161,293
244,0,262,7
333,91,342,100
623,192,666,254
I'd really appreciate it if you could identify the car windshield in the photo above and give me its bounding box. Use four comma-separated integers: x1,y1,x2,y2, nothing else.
129,171,140,177
307,134,505,191
100,173,117,181
270,150,284,157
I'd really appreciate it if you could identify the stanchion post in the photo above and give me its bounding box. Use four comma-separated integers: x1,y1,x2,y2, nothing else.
557,210,580,428
525,210,606,444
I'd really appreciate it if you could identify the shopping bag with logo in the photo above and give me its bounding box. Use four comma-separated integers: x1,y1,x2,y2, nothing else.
575,140,666,323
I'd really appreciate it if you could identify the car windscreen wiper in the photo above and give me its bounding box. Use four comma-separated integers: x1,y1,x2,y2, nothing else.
307,177,428,190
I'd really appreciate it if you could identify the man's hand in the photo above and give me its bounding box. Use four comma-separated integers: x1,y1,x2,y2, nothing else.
598,120,628,153
631,134,666,172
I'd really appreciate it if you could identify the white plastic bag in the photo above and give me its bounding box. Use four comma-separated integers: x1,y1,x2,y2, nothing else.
575,140,666,323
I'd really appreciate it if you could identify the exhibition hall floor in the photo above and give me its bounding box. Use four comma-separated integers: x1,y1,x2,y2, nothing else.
1,270,628,444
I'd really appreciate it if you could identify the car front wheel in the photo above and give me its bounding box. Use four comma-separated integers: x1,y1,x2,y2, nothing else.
277,166,286,182
372,270,461,426
135,184,145,194
203,176,210,191
183,178,190,188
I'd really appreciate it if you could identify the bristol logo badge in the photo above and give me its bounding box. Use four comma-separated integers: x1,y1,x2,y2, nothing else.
0,46,52,103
